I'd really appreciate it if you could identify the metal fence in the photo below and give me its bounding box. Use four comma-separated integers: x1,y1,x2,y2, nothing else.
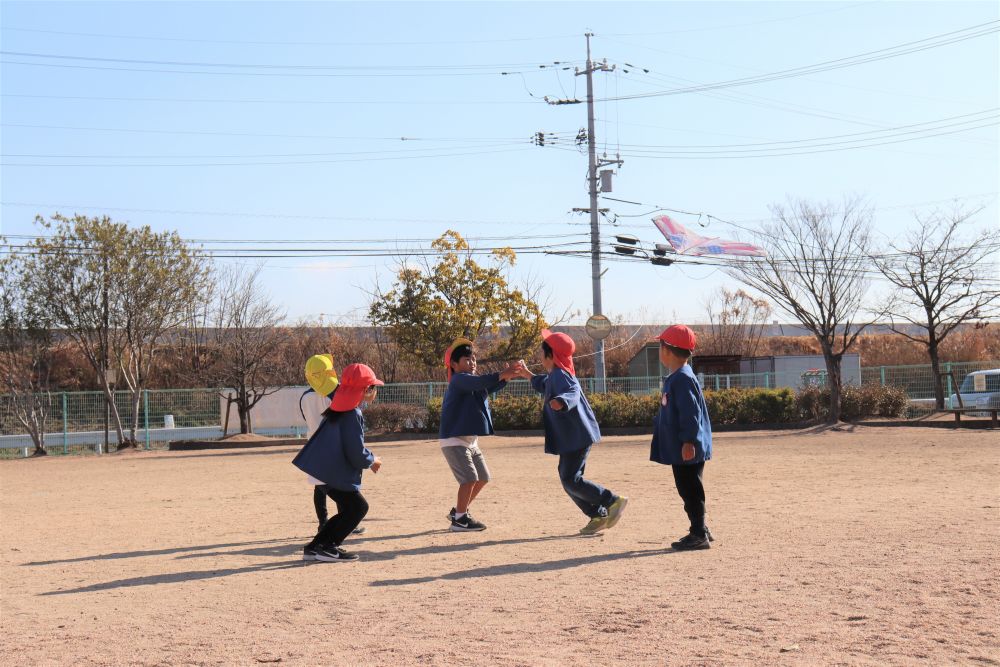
3,360,997,456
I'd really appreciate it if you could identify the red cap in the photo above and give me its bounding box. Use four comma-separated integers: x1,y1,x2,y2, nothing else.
541,329,576,376
657,325,697,351
330,363,385,411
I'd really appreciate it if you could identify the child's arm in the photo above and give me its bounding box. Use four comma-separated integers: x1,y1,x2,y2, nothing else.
546,371,580,412
673,375,704,460
450,372,507,393
342,412,377,470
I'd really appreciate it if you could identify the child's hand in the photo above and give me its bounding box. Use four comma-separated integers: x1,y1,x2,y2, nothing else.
371,456,382,473
549,398,566,411
681,442,696,461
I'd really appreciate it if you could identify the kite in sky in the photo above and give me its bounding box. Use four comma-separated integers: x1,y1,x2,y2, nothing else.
652,215,767,257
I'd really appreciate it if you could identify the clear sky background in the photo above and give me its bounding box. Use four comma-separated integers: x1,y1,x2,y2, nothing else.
2,1,997,326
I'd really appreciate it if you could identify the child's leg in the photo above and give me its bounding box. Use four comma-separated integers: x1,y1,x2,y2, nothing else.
466,447,491,508
557,447,616,517
312,488,370,547
313,485,328,526
671,462,706,536
456,482,477,513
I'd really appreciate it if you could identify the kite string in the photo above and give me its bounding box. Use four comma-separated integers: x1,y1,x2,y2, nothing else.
521,325,650,370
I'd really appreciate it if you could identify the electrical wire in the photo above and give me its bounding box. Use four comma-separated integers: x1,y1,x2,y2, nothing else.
595,21,1000,101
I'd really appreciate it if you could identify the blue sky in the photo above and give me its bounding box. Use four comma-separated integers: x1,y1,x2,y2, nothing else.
2,1,997,326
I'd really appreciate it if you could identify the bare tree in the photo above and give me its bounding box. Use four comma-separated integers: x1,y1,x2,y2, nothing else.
729,198,878,423
872,207,1000,408
701,288,772,357
22,215,208,448
0,252,54,455
209,265,285,434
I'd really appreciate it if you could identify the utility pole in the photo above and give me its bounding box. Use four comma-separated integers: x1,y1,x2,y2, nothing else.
575,33,620,392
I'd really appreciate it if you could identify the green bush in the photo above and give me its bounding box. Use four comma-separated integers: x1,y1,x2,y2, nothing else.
704,388,797,425
429,387,801,433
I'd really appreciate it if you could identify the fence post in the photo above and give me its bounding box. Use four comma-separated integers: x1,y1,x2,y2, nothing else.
428,383,433,402
764,372,770,389
62,392,68,454
880,366,886,386
714,375,720,391
143,390,150,450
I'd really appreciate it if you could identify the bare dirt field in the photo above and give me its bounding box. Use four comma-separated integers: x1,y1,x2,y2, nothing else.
2,427,999,666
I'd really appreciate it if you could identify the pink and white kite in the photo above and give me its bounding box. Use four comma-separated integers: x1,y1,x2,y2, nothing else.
652,215,767,257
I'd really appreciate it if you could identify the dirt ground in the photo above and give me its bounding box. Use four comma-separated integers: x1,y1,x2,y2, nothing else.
2,427,998,666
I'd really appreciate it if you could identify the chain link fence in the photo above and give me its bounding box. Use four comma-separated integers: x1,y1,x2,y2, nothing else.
3,360,997,457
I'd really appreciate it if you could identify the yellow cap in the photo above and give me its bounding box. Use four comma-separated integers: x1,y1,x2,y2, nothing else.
305,354,339,396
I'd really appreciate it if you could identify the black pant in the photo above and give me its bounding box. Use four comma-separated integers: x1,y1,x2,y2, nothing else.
672,462,706,536
310,488,369,548
313,485,328,524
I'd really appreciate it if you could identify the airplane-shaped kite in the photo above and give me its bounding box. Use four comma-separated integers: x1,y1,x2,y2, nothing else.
653,215,767,257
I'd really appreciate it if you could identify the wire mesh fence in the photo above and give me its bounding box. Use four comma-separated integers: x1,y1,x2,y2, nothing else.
2,360,997,456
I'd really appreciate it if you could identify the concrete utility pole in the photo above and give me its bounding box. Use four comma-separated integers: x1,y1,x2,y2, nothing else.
575,33,621,391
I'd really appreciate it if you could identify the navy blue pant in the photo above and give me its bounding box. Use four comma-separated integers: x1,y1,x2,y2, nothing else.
558,446,615,518
310,488,369,547
672,462,706,536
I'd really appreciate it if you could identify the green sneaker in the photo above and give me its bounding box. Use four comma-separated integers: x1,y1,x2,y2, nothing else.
580,515,609,535
604,496,629,529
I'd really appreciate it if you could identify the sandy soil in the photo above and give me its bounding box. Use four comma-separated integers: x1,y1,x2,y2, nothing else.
2,427,998,666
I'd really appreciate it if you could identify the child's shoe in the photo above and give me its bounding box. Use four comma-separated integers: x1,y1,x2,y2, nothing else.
351,526,367,535
315,545,360,562
604,496,629,529
303,544,319,561
450,514,486,532
580,515,609,534
705,526,716,542
446,507,457,521
671,532,711,551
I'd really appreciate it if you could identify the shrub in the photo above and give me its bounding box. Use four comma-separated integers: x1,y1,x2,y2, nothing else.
426,387,801,433
704,388,797,425
363,402,428,432
794,383,909,422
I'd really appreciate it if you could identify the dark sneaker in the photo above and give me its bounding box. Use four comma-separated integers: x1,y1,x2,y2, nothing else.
315,545,359,562
351,525,367,535
705,527,716,543
450,514,486,532
303,544,319,561
446,507,457,521
671,532,711,551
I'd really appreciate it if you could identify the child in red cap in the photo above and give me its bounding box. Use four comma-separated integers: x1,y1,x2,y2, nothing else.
292,363,385,562
516,330,628,534
650,325,714,551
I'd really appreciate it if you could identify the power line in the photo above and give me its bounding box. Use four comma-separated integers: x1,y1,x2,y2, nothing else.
0,201,589,227
0,92,542,106
1,145,537,168
1,122,575,143
0,26,580,47
595,21,1000,101
0,58,559,79
544,118,998,159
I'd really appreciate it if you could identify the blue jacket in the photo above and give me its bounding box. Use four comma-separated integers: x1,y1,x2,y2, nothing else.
439,372,507,439
530,368,601,455
650,364,713,466
292,407,375,492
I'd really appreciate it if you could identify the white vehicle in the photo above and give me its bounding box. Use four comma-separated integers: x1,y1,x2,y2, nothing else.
948,369,1000,415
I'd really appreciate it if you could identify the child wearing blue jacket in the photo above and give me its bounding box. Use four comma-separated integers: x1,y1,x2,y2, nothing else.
292,363,384,563
439,338,521,532
650,325,715,551
517,330,628,535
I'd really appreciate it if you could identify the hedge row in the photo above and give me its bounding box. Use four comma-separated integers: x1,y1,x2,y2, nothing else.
372,383,908,434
